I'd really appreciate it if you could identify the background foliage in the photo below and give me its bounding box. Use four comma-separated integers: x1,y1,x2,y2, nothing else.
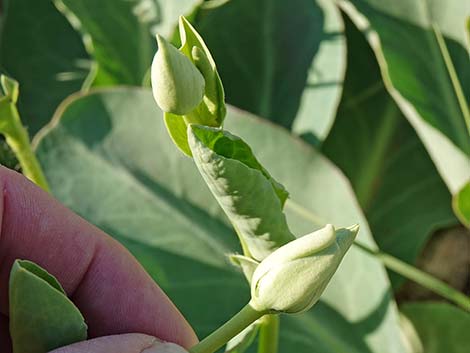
0,0,469,352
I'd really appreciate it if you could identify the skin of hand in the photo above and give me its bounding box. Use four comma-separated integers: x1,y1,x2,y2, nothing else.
0,166,198,352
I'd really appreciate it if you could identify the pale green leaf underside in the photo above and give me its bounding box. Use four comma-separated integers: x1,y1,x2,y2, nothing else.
35,88,407,353
188,124,294,261
9,260,87,353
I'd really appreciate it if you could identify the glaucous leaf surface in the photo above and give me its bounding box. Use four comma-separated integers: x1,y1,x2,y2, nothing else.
0,0,89,134
58,0,201,87
322,15,457,287
194,0,346,141
35,88,407,353
9,260,87,353
339,0,470,215
188,125,293,260
401,302,470,353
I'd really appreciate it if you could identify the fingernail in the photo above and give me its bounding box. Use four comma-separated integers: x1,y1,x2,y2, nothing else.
141,339,189,353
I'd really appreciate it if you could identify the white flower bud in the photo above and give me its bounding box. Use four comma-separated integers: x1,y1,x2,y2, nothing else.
151,35,205,115
250,224,359,314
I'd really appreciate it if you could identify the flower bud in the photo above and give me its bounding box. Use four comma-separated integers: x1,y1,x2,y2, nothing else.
151,35,205,115
250,224,359,314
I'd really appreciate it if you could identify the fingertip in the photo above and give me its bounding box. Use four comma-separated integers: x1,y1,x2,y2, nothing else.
49,334,190,353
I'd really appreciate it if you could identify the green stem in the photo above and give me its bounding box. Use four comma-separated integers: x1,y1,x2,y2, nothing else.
354,241,470,311
3,104,50,192
190,303,265,353
257,315,279,353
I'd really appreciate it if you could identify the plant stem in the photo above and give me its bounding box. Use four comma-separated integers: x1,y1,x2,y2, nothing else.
257,315,279,353
190,303,265,353
354,241,470,311
2,104,50,192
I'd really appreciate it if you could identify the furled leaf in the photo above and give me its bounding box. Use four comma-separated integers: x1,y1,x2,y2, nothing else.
340,0,470,214
58,0,201,87
194,0,346,140
0,0,89,134
36,88,408,353
401,302,470,353
322,14,457,287
188,124,293,261
9,260,87,353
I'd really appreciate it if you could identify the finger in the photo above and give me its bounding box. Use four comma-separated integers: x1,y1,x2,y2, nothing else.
50,334,188,353
0,167,197,347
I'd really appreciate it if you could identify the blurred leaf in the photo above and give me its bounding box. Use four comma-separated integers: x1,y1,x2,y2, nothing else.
9,260,87,353
340,0,470,216
59,0,200,86
323,14,457,287
194,0,346,140
36,88,408,353
0,0,89,134
453,182,470,227
401,302,470,353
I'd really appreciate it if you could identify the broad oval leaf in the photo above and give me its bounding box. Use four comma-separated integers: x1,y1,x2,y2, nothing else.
9,260,87,353
58,0,199,86
194,0,346,140
340,0,470,216
322,14,457,287
35,88,407,353
0,0,89,134
188,124,294,261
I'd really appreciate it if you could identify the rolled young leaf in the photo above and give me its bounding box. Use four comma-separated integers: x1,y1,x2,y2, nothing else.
9,260,87,353
187,124,294,261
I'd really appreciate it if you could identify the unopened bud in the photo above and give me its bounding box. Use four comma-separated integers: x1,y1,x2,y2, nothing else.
250,224,359,314
151,35,205,115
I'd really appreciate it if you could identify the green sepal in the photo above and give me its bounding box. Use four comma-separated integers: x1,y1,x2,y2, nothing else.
179,16,226,127
0,75,19,103
9,260,88,353
188,124,295,261
164,112,193,156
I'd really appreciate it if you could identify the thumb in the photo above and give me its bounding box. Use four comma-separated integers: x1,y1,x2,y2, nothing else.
49,334,189,353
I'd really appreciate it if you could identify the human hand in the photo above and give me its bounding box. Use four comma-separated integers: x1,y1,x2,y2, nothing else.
0,167,197,352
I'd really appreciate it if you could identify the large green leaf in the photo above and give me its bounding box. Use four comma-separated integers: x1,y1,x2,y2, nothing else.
194,0,346,140
9,260,87,353
36,88,407,353
401,302,470,353
323,15,457,287
0,0,89,134
59,0,200,86
339,0,470,216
